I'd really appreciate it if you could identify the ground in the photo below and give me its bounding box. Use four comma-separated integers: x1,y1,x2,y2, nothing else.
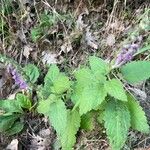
0,0,150,149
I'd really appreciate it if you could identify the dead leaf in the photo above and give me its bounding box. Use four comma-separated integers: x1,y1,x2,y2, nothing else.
76,13,88,31
110,20,125,32
106,34,116,46
17,29,27,43
7,92,17,99
38,129,51,138
60,39,72,53
23,45,33,59
42,51,57,65
6,139,18,150
85,27,98,49
30,135,51,150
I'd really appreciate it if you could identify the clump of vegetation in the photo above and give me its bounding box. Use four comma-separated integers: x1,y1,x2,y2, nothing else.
0,0,150,149
1,46,150,149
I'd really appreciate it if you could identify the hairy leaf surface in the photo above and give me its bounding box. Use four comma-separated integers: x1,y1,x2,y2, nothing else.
42,65,70,98
23,64,39,83
51,74,71,94
104,100,130,150
0,100,22,113
121,61,150,84
104,79,127,101
89,56,109,75
80,112,95,131
38,98,67,136
5,121,24,135
127,94,149,133
0,114,21,132
61,110,80,150
16,94,31,109
42,65,60,98
72,68,107,115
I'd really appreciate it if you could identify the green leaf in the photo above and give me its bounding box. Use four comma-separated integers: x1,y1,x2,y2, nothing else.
40,13,55,27
89,56,109,75
0,100,23,113
42,65,60,99
0,114,20,132
97,111,104,124
72,68,107,115
42,65,70,97
75,82,106,115
120,61,150,84
16,94,31,109
127,94,149,133
44,65,60,84
38,98,67,136
37,94,57,115
48,100,67,136
134,45,150,56
51,74,71,94
80,112,94,131
74,68,94,86
104,100,130,150
5,121,24,135
97,101,108,124
104,79,127,101
61,110,80,150
23,64,39,83
31,27,42,42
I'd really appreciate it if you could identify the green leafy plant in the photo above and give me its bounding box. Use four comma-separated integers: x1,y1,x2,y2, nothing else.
0,94,32,135
36,55,150,150
31,13,56,42
1,50,150,149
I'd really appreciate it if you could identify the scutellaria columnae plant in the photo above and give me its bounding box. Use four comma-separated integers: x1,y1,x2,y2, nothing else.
37,52,150,150
1,46,150,150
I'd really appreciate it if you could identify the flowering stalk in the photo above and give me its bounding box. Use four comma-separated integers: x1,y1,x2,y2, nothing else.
7,65,28,90
113,36,142,68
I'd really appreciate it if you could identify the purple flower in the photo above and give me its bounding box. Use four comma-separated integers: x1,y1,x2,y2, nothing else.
113,36,142,68
7,65,28,90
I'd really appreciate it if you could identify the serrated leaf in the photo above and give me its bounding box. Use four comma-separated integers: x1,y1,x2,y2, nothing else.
37,94,57,115
72,68,107,115
74,68,94,86
61,110,80,150
104,79,127,101
42,65,70,97
42,65,60,99
80,112,94,131
121,61,150,84
89,56,109,75
16,94,31,109
0,114,20,132
104,100,130,150
48,100,67,136
37,98,67,136
45,65,60,84
23,64,39,83
0,100,23,113
51,74,71,94
73,82,107,115
127,94,149,133
5,121,24,135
